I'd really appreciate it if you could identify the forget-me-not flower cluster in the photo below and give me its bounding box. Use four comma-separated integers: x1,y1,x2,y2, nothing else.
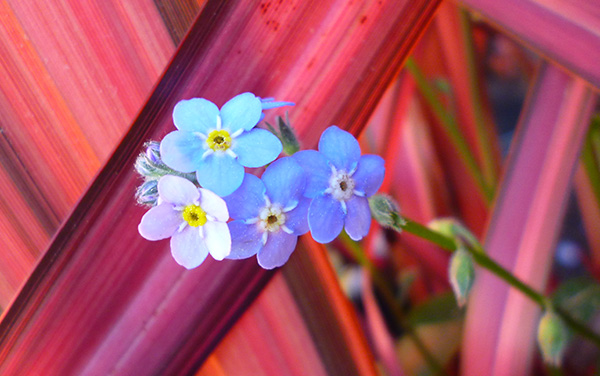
136,93,385,270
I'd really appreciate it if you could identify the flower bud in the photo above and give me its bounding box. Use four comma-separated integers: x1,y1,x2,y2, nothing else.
135,179,159,207
135,141,168,179
537,310,568,366
428,218,456,238
135,141,196,182
429,218,482,253
368,194,404,230
449,247,475,307
145,140,162,165
265,115,300,156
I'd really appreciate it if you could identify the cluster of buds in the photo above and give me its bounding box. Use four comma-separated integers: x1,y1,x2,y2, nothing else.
134,141,195,206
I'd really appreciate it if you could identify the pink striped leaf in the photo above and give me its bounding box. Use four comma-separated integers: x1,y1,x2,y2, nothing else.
461,63,597,376
0,0,441,374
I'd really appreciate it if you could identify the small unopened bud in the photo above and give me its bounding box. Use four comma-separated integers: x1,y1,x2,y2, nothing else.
135,141,169,179
265,114,300,155
428,218,457,239
368,194,404,230
537,310,568,367
135,141,196,182
429,218,482,253
135,179,159,207
145,141,162,164
449,247,475,307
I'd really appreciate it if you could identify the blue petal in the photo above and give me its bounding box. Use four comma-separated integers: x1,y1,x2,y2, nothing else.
262,157,306,206
234,128,282,168
224,173,266,220
344,196,371,241
284,197,310,235
308,194,345,243
258,231,298,269
292,150,330,198
157,175,199,206
196,153,245,197
138,203,182,241
260,99,295,110
220,93,262,132
160,131,205,173
352,155,385,197
318,126,361,171
172,98,219,133
227,220,263,260
170,226,209,269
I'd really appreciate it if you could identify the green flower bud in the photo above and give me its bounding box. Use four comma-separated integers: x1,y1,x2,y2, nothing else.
368,194,404,230
537,310,568,367
265,114,300,156
428,218,457,239
135,141,169,179
135,179,159,207
134,141,196,182
428,218,482,253
449,247,475,307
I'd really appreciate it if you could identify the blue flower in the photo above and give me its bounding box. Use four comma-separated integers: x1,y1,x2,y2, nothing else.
224,157,310,269
293,126,385,243
160,93,290,197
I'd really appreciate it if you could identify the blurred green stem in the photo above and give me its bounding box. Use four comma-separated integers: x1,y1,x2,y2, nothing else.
458,10,499,189
339,234,448,376
581,115,600,206
405,57,494,204
393,216,600,349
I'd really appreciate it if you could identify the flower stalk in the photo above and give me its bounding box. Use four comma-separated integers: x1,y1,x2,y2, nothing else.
369,194,600,349
339,233,448,376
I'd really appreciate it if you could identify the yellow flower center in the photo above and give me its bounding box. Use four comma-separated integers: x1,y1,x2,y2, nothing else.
206,129,232,152
182,204,207,227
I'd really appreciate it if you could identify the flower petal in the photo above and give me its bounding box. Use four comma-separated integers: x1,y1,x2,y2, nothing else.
257,231,298,269
292,150,330,198
352,155,385,197
308,194,345,243
224,173,266,220
227,220,263,259
158,175,199,206
284,197,310,235
344,196,371,241
173,98,219,133
204,220,231,260
318,126,361,171
160,130,206,173
196,153,245,197
234,128,282,168
199,188,228,221
138,203,182,241
260,98,295,110
170,226,209,269
220,92,262,132
262,157,306,205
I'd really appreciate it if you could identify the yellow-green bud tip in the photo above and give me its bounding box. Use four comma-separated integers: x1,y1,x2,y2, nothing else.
537,310,568,367
368,194,404,230
449,247,475,307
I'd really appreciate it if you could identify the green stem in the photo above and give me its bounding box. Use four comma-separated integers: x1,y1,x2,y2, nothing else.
339,234,448,376
405,57,494,204
397,216,600,348
581,116,600,206
458,10,499,189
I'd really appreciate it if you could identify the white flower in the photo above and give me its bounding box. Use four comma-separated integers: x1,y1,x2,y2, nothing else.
138,175,231,269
